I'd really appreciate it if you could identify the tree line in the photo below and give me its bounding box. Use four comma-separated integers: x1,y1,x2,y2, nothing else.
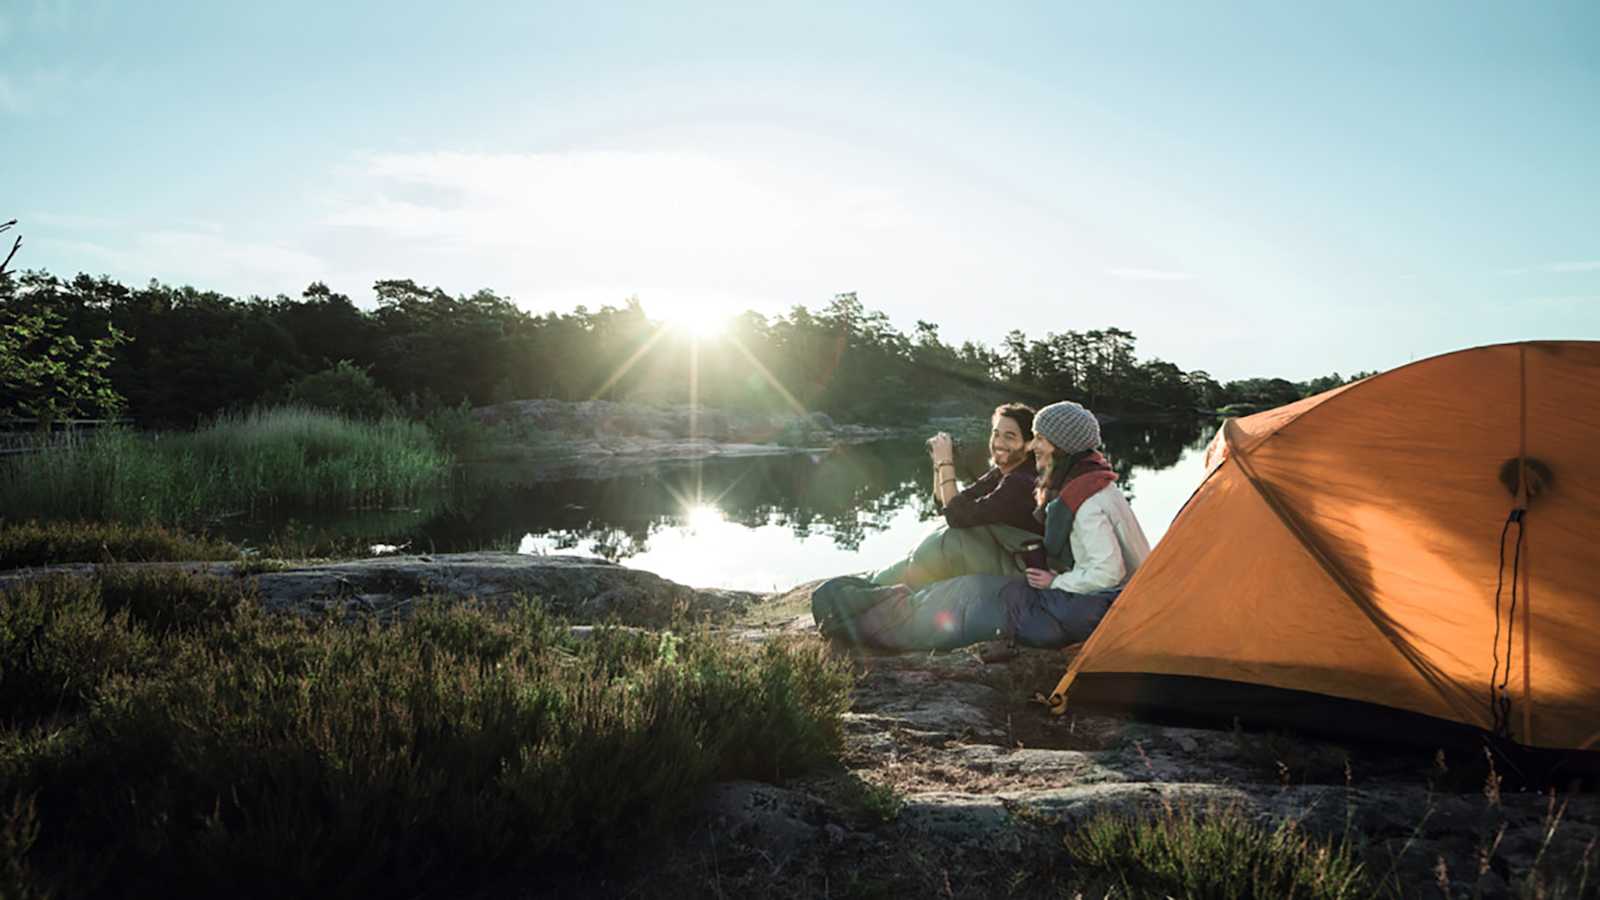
1,265,1374,428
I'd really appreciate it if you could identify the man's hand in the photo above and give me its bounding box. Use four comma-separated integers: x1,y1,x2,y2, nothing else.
1025,568,1055,590
927,432,954,464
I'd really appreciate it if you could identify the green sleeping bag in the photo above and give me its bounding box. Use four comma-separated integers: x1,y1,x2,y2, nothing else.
870,522,1063,588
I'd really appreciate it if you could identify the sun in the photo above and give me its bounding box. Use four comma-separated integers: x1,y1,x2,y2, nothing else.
684,503,726,531
660,307,730,339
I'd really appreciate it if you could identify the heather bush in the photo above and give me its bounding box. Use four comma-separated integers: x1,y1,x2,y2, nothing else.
0,520,241,570
1064,801,1369,899
0,574,853,898
0,575,160,723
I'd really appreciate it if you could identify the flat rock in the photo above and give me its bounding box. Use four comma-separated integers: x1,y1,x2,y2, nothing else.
0,551,760,628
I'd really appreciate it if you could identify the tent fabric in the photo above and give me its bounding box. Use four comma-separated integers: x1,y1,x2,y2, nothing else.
1049,341,1600,754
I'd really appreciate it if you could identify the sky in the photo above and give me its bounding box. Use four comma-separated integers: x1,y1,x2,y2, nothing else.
4,0,1598,381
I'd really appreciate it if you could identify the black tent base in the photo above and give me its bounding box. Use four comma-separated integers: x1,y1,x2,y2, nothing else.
1064,672,1600,788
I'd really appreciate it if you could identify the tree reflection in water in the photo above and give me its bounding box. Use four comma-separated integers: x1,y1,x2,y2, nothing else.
413,419,1218,562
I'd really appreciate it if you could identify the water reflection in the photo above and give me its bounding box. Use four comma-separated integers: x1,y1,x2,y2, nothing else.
228,418,1220,590
427,438,944,558
427,418,1216,573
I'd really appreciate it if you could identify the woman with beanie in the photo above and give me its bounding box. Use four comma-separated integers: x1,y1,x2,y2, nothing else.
985,400,1153,654
1023,400,1150,595
812,400,1149,654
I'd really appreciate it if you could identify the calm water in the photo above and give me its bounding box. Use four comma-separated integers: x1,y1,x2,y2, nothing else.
238,420,1219,592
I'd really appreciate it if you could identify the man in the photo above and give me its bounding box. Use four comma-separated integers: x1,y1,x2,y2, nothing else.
869,403,1044,587
927,403,1043,535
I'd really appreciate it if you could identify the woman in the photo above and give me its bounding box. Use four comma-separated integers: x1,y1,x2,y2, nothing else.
813,400,1150,654
996,399,1153,652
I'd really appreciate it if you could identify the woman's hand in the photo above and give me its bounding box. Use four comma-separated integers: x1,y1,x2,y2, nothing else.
927,432,954,464
1025,568,1055,590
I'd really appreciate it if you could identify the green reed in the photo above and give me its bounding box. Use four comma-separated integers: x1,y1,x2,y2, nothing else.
0,407,450,526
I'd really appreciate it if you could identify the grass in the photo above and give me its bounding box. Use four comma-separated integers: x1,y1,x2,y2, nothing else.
0,520,243,569
0,568,855,899
1064,802,1369,900
0,406,451,526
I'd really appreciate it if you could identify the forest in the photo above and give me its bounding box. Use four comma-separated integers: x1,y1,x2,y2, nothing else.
0,266,1372,427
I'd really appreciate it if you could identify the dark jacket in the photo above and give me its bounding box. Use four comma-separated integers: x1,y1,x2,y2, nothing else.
940,456,1044,535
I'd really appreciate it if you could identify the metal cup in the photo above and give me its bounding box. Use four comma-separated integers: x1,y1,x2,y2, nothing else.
1017,539,1047,572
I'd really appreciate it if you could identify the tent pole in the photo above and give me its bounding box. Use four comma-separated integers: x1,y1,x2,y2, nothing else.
1518,347,1533,745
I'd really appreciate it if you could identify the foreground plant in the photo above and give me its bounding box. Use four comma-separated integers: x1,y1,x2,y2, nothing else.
1064,801,1369,900
0,520,242,570
0,572,853,898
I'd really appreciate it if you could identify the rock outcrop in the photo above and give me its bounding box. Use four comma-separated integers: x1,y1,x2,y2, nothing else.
685,641,1599,898
471,399,907,476
0,551,759,628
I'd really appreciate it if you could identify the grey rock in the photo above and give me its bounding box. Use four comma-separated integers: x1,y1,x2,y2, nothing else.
701,781,829,857
470,399,906,478
0,551,760,628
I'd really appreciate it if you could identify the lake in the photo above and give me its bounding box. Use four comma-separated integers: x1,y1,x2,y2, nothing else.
282,418,1219,592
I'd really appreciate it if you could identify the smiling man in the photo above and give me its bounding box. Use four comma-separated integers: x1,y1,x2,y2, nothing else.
865,403,1045,588
927,403,1042,534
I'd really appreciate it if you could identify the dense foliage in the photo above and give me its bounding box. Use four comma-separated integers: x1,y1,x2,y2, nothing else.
0,570,854,898
0,270,1373,427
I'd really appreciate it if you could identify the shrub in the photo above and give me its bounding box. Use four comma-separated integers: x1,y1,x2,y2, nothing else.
1063,802,1369,900
0,793,45,900
0,520,241,570
0,584,854,898
421,397,488,454
282,361,397,421
95,567,255,636
0,575,160,723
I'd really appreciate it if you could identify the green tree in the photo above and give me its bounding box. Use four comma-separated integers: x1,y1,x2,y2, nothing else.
0,303,128,426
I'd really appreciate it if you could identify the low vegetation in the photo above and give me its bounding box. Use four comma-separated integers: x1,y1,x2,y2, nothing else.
1064,802,1369,899
0,568,854,898
0,520,242,569
0,406,450,526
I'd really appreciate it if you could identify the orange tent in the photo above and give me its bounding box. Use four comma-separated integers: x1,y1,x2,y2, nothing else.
1049,341,1600,758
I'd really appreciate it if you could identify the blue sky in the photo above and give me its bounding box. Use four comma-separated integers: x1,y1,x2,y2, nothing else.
5,0,1597,381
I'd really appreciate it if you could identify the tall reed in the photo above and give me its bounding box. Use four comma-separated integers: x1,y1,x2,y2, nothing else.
0,406,450,525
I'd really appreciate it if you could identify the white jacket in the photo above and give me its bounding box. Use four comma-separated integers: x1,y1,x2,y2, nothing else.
1049,484,1151,594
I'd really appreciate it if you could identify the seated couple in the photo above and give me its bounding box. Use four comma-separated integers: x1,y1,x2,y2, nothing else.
813,400,1151,656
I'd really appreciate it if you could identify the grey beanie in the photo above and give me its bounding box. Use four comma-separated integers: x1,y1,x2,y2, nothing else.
1033,401,1101,454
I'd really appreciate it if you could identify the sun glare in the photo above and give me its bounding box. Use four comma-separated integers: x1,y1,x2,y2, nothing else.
684,503,725,532
662,308,729,339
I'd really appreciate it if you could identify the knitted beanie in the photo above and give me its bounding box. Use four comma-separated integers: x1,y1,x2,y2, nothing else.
1032,401,1101,454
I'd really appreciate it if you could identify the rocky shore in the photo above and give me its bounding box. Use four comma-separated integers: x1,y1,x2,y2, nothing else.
471,399,912,478
5,552,1593,897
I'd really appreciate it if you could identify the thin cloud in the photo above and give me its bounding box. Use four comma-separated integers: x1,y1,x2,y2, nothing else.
30,211,125,229
1106,267,1195,281
38,230,324,296
1516,294,1600,306
329,150,918,251
0,75,22,113
1497,260,1600,275
320,149,948,321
